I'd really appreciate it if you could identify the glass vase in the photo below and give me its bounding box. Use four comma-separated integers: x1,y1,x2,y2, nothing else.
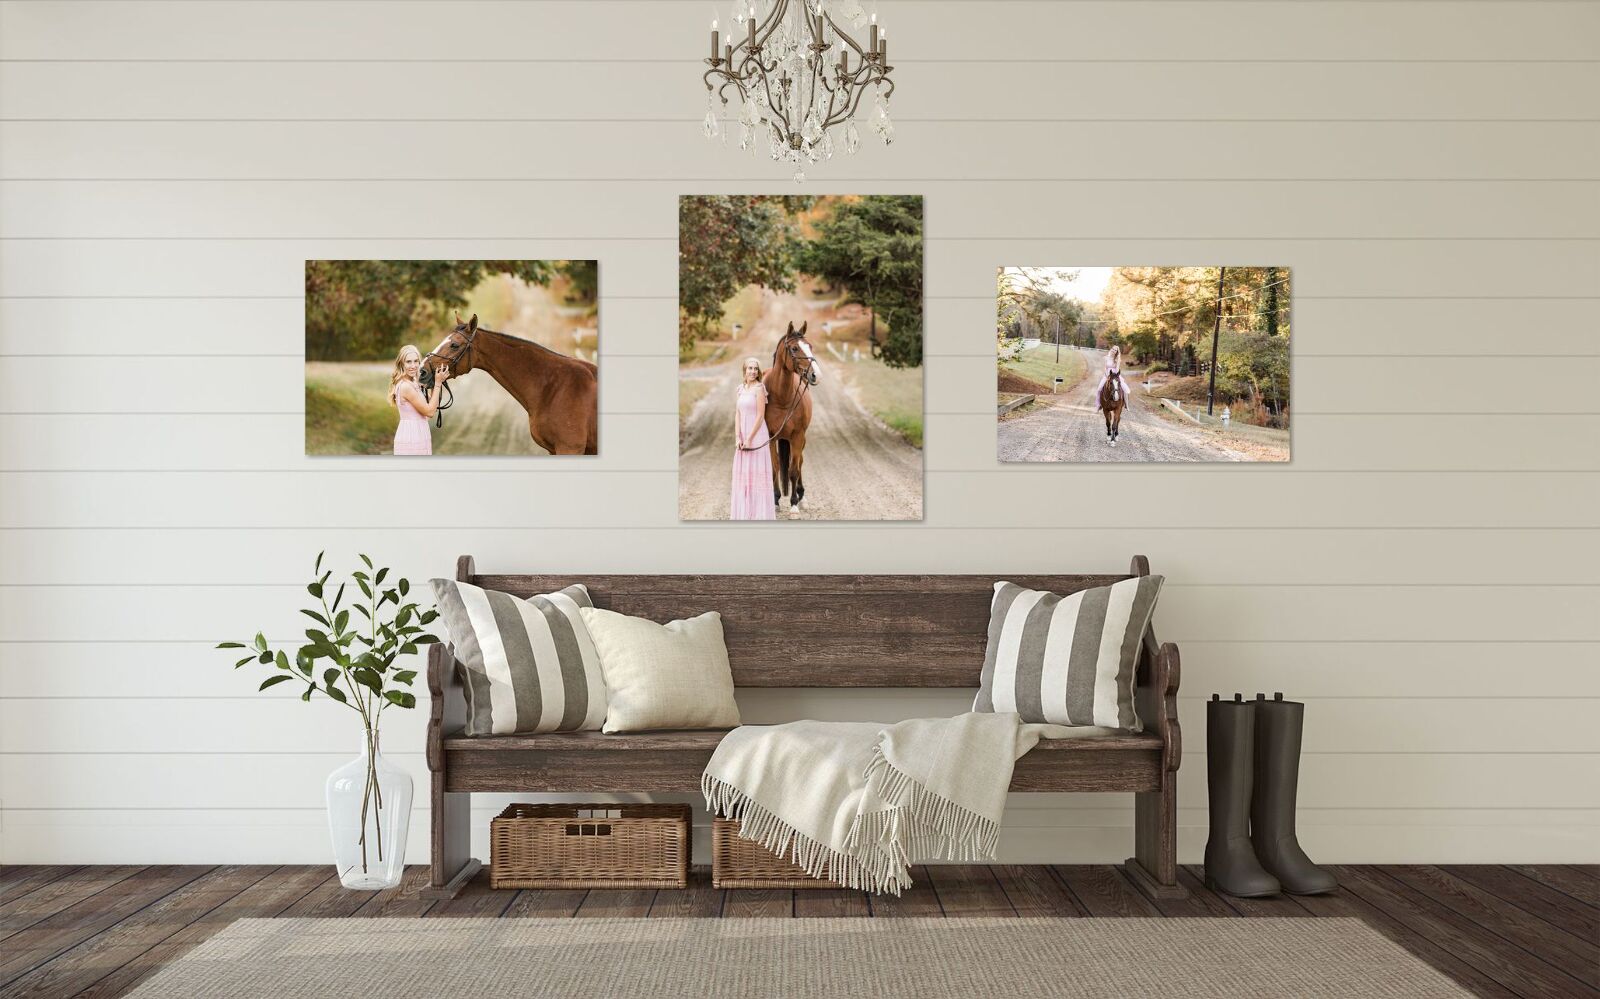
325,730,412,890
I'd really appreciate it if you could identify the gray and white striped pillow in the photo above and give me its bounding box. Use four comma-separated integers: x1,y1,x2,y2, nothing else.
430,580,607,736
973,576,1164,731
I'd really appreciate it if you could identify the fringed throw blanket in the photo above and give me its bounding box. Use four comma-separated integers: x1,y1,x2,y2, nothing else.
702,712,1111,895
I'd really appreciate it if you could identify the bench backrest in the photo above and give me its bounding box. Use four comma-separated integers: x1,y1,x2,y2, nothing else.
467,567,1144,688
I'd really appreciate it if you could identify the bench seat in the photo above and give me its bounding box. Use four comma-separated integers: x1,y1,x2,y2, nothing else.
440,729,1165,793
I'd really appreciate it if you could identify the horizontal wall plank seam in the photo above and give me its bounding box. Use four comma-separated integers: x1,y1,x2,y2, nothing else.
6,521,1593,531
4,235,1597,241
4,58,1595,65
7,469,1595,475
4,750,1591,757
8,582,1593,589
2,411,1595,417
7,807,1597,816
6,295,1597,301
5,695,1592,701
6,118,1598,125
5,181,1599,187
10,354,1598,361
5,638,1588,645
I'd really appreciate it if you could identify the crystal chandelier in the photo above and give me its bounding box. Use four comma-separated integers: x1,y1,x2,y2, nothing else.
703,1,896,182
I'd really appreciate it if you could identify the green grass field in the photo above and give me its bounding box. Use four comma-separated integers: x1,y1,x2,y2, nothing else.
305,362,545,455
837,355,924,448
304,363,398,455
998,344,1089,395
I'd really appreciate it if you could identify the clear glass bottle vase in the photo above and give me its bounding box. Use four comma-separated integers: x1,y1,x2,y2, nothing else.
325,729,412,890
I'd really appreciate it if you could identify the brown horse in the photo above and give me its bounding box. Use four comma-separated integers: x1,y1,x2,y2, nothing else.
1099,370,1126,446
763,322,819,517
421,313,597,455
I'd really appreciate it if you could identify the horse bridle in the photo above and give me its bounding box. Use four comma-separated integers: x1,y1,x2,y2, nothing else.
418,321,481,429
736,334,816,453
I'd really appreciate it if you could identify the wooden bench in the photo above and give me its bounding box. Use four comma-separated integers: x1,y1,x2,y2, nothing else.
426,555,1184,900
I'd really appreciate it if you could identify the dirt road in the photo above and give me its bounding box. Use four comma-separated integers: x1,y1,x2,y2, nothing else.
997,348,1246,463
434,369,547,456
679,289,923,521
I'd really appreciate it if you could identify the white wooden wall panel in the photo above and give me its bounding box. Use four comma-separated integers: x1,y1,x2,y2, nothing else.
0,0,1594,864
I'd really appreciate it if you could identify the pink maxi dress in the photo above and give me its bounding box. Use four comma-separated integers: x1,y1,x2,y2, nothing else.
392,391,432,456
729,384,775,520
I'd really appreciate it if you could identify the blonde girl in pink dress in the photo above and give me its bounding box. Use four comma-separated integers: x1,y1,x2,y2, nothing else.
730,357,776,520
1093,344,1133,411
388,344,451,456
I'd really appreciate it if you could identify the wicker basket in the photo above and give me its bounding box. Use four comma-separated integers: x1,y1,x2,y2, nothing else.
711,817,841,889
489,803,690,889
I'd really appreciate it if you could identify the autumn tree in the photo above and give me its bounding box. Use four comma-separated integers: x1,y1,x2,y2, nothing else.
304,260,573,361
799,195,924,368
677,196,806,351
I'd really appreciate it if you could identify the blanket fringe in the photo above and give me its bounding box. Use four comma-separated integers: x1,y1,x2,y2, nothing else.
852,746,1002,863
702,745,1003,897
702,773,910,895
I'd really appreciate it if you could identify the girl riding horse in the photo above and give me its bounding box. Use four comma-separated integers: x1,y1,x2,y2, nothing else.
1093,345,1133,411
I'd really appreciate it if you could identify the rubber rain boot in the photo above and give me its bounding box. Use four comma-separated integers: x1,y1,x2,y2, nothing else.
1204,694,1280,897
1251,693,1338,895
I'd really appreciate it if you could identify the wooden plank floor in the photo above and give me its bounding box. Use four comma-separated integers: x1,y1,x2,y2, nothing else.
0,865,1594,998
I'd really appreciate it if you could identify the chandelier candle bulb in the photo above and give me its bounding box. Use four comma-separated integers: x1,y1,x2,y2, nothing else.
711,21,720,62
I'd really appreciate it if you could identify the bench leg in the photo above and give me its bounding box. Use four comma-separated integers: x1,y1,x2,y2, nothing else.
423,772,480,900
1125,775,1185,900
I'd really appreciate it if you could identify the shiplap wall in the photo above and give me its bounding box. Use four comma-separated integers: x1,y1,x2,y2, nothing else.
0,0,1596,866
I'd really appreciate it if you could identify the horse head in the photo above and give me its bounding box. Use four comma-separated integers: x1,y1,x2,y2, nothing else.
774,321,819,386
420,312,479,393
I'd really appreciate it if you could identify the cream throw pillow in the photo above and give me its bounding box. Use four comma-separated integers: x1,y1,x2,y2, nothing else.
578,607,740,733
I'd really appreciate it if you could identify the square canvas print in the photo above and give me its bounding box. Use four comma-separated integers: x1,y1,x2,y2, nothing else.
305,260,598,455
997,266,1291,463
678,195,924,520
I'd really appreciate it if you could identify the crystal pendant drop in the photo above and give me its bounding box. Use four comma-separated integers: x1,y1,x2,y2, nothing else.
843,118,861,155
802,109,822,144
769,131,784,161
802,138,817,163
872,95,894,145
820,129,835,160
794,164,806,183
702,107,719,140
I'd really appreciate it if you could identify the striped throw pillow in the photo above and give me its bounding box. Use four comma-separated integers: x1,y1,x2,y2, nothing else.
430,579,607,736
973,576,1164,731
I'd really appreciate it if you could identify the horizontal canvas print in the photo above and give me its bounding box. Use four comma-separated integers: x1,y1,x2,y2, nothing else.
678,195,924,521
305,260,599,455
997,266,1291,463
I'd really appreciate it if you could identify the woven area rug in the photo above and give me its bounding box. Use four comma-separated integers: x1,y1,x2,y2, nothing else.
128,916,1468,998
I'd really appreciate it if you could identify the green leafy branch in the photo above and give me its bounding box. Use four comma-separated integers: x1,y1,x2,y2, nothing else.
218,551,440,730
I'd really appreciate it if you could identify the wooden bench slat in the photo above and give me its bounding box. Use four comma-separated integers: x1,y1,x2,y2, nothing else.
442,730,1162,753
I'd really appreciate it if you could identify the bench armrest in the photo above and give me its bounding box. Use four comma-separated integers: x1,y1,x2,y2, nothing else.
426,641,466,773
1137,634,1182,773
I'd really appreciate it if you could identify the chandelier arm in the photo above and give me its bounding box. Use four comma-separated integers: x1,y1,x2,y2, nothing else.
754,0,787,43
821,11,870,60
757,71,789,144
828,75,877,129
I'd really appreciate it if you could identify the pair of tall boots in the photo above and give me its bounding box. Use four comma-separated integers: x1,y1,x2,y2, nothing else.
1204,692,1337,897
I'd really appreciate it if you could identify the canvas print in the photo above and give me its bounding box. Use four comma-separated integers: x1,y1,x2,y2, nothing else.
305,260,599,455
997,267,1291,463
678,195,924,520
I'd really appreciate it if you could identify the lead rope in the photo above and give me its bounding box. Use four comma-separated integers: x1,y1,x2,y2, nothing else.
738,377,812,452
433,381,453,429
